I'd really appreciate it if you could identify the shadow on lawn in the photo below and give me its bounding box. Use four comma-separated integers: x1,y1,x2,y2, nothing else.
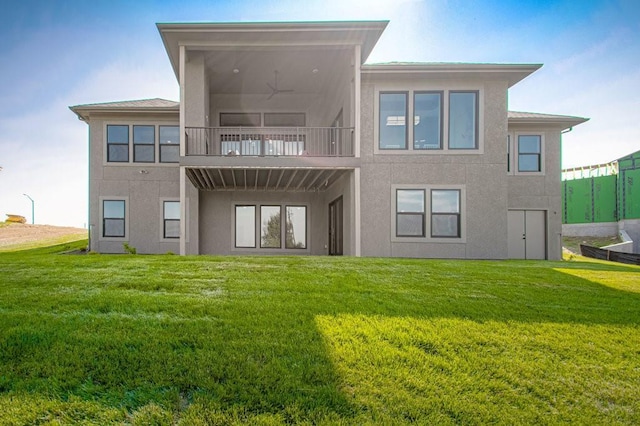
0,255,639,423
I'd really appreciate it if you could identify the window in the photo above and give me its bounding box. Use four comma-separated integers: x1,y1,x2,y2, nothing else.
431,190,461,238
396,189,425,237
379,92,408,149
107,125,129,162
235,203,307,250
235,206,256,248
448,91,478,149
133,125,155,162
261,206,281,248
103,200,125,237
264,113,306,127
220,113,261,127
414,92,442,150
163,201,180,239
285,206,306,249
160,126,179,163
507,135,511,173
518,135,542,172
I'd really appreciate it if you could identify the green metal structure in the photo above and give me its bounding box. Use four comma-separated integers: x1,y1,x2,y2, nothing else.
562,150,640,224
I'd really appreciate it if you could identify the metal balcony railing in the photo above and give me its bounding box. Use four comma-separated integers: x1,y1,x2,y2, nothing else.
185,127,354,157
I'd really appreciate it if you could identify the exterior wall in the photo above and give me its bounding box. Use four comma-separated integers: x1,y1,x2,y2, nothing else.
87,113,180,254
620,219,640,253
359,76,510,259
508,126,563,259
562,222,619,237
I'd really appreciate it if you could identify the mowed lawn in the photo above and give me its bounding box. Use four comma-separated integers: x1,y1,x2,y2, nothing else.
0,241,639,425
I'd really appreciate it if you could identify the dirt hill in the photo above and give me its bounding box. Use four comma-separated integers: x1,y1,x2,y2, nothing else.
0,223,87,248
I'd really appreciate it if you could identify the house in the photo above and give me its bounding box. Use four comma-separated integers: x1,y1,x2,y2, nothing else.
70,20,588,259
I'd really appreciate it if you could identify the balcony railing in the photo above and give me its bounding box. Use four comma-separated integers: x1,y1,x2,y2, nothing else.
185,127,354,157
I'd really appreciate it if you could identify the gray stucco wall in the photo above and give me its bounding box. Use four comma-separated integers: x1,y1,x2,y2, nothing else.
358,77,510,259
87,113,181,254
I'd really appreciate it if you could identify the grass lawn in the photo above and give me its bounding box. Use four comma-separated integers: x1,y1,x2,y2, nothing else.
0,242,639,425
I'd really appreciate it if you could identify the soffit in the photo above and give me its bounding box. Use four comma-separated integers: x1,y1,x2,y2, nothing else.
157,21,388,79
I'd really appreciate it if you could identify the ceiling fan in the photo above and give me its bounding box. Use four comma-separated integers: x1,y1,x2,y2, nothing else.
266,70,294,100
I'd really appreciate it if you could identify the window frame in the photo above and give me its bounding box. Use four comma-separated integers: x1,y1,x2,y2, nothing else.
391,185,466,243
232,202,310,252
106,125,129,163
413,91,443,150
374,86,483,155
159,125,180,163
448,90,479,150
162,200,180,239
430,189,461,238
133,125,156,163
516,134,544,174
100,197,128,240
395,189,426,238
378,91,409,150
260,205,282,249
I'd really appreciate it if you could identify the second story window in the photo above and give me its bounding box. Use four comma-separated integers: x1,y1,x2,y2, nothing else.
107,125,129,162
133,125,155,163
448,91,478,149
379,92,408,150
414,92,443,150
518,135,542,172
159,126,179,163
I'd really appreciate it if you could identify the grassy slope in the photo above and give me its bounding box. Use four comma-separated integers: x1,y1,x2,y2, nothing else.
0,241,638,425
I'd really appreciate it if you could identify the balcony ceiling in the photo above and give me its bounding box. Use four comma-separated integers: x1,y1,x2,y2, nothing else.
186,167,350,192
202,47,351,95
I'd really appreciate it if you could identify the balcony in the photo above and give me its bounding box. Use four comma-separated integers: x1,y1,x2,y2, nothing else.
185,126,355,157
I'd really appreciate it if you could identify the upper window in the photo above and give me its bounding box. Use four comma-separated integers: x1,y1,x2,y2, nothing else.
448,91,478,149
431,190,461,238
414,92,442,150
159,126,179,163
103,200,125,238
220,113,261,127
107,125,129,162
264,113,306,127
133,125,155,163
379,92,408,149
518,135,542,172
163,201,180,239
396,189,425,237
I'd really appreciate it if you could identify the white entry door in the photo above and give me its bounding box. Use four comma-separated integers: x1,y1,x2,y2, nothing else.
508,210,546,259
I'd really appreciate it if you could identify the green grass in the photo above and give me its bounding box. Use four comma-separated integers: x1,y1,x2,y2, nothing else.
0,230,87,253
0,242,639,425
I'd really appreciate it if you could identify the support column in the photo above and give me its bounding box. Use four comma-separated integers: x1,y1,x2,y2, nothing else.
180,167,187,256
353,45,361,159
354,168,361,257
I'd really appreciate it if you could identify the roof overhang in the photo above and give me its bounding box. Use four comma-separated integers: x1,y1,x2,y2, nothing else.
508,111,589,130
69,99,179,122
157,20,389,79
362,63,543,87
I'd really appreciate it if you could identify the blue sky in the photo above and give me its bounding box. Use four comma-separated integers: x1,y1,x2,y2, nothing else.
0,0,638,227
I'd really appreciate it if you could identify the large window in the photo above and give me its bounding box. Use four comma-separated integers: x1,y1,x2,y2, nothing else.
220,113,261,127
235,206,256,248
517,135,542,172
379,92,408,149
285,206,306,249
163,201,180,239
448,91,478,149
264,113,306,127
107,125,129,162
431,190,461,238
235,204,307,250
260,206,281,248
414,92,442,150
103,200,125,237
133,125,155,163
159,126,179,163
396,189,425,237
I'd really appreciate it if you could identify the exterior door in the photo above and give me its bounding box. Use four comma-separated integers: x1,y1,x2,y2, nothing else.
328,196,343,255
508,210,546,259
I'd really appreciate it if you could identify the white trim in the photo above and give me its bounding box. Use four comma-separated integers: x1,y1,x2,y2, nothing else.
390,184,467,244
373,85,484,156
98,196,129,242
